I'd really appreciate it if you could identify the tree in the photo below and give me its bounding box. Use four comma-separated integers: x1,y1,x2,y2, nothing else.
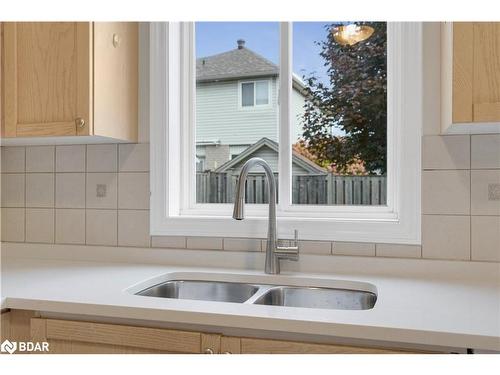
301,22,387,175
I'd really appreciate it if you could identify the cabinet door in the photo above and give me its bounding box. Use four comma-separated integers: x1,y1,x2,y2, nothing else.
472,23,500,122
30,317,203,354
453,22,500,123
239,337,420,354
2,22,92,137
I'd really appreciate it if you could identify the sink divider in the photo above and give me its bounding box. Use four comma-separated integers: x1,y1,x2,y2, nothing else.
243,285,274,304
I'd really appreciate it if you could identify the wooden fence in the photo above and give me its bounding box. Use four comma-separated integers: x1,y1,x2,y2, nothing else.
196,172,387,205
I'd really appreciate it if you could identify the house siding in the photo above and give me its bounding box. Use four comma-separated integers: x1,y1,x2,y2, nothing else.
292,86,306,142
196,78,279,146
196,77,306,146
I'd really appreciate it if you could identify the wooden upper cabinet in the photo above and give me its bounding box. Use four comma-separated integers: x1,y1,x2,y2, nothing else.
0,22,137,142
442,22,500,133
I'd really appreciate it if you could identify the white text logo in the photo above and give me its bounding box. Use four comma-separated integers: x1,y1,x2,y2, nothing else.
1,340,49,354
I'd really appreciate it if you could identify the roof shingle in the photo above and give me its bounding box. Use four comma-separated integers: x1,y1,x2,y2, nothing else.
196,46,278,82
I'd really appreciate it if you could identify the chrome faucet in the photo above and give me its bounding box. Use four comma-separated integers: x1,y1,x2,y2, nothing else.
232,157,299,274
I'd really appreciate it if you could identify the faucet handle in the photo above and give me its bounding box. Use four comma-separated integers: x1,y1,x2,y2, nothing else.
293,229,298,247
275,229,299,261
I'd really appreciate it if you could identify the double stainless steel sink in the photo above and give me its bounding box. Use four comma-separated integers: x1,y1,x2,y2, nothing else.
135,280,377,310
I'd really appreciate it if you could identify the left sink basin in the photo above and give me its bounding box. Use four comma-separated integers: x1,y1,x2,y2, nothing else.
135,280,260,303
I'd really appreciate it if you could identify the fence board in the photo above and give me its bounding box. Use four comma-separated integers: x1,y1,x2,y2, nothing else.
196,172,386,205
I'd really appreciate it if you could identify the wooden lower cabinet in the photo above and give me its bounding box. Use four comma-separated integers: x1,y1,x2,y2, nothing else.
4,310,424,354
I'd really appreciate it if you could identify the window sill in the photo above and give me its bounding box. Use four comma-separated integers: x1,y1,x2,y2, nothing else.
150,213,420,245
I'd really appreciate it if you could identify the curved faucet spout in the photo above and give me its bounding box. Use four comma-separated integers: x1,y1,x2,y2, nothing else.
232,157,276,222
232,157,298,274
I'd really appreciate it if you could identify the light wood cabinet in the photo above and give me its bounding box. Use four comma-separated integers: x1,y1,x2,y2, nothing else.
0,22,137,143
442,22,500,133
22,314,424,354
30,317,214,354
2,310,432,354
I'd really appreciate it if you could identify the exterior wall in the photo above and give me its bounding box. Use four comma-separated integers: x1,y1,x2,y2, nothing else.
196,77,306,146
196,78,278,146
292,86,306,142
205,144,230,171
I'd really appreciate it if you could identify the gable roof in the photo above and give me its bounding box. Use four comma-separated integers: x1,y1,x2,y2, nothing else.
197,46,278,83
215,137,326,174
196,44,306,93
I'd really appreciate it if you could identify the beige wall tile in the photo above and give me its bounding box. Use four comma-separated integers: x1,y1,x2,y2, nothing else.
118,172,149,209
223,238,261,252
376,243,422,258
26,208,54,243
86,144,118,172
422,170,470,215
26,173,54,208
187,236,223,250
118,210,150,247
471,216,500,262
1,147,25,173
151,236,186,249
1,174,25,207
26,146,55,172
471,170,500,215
298,241,332,255
119,144,149,172
471,134,500,169
86,209,117,246
333,242,375,256
55,173,85,208
422,135,470,170
86,173,118,209
1,208,25,242
55,209,85,245
422,215,470,260
56,145,86,172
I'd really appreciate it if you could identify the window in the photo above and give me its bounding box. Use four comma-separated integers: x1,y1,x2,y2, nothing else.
150,22,422,244
241,82,254,107
240,81,270,107
195,22,279,204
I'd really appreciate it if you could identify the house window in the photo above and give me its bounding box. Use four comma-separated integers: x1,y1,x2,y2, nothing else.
150,22,422,244
240,81,270,107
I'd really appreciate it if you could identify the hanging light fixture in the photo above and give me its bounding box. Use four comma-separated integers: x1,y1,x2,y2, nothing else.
331,23,374,46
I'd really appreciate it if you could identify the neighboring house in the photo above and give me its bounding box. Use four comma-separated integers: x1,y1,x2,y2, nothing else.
215,137,326,175
196,39,307,172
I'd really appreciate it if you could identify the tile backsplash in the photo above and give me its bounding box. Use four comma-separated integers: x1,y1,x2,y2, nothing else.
1,144,150,248
1,137,500,263
421,134,500,262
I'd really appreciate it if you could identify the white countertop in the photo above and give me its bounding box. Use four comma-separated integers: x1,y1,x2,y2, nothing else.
1,242,499,351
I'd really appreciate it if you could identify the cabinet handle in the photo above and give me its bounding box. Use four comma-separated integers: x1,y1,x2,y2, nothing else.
75,118,85,129
203,348,214,354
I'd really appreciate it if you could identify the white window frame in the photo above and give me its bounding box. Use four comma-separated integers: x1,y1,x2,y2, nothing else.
150,22,422,244
238,79,271,109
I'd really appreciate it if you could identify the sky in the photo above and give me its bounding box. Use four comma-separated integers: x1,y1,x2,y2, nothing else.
195,22,332,85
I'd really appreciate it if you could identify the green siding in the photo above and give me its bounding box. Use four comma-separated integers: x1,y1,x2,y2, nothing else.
196,78,278,145
196,78,306,146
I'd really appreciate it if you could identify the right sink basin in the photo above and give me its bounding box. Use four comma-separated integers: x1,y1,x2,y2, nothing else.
253,286,377,310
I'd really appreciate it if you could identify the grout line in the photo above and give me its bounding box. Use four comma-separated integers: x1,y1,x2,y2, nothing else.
23,146,26,242
53,147,56,244
116,144,121,246
469,135,472,261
